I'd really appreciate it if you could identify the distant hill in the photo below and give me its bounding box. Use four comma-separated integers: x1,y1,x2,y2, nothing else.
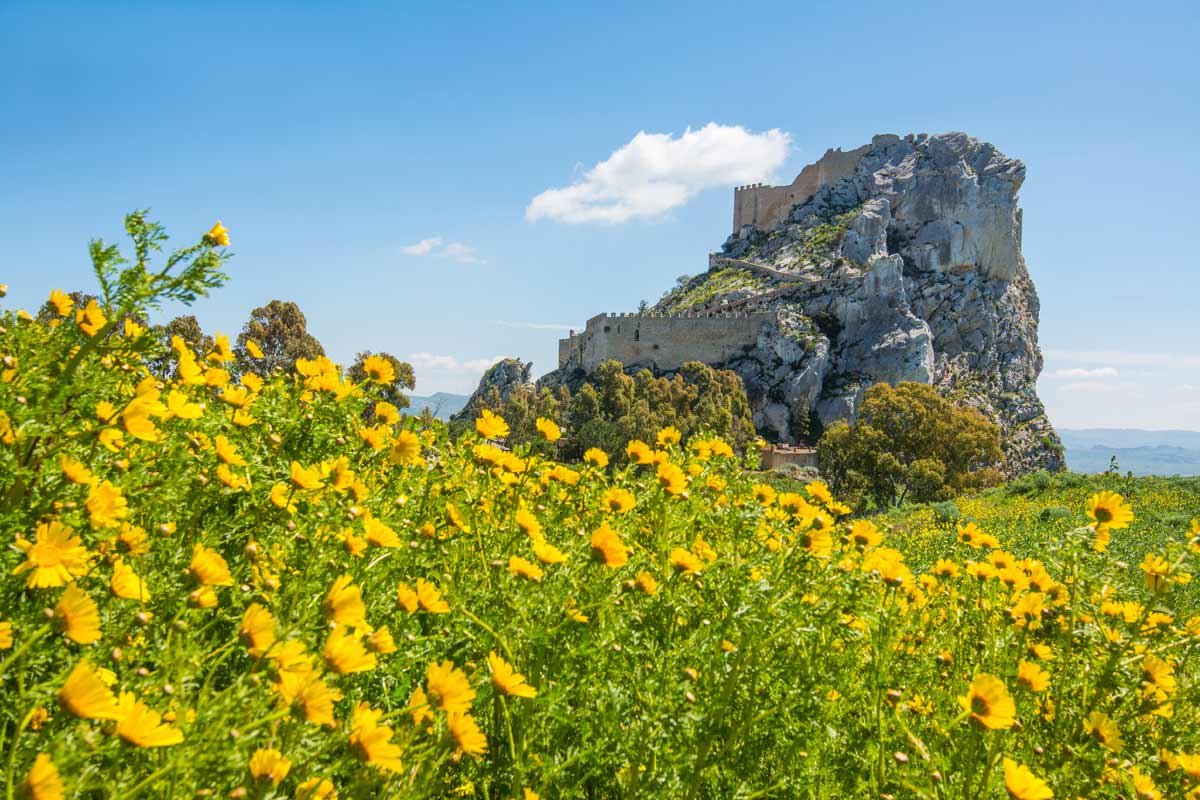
406,392,469,420
1060,428,1200,476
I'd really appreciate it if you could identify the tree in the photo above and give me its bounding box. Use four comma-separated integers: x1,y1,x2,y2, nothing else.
147,314,212,379
348,351,415,410
817,382,1003,509
234,300,324,375
470,359,757,462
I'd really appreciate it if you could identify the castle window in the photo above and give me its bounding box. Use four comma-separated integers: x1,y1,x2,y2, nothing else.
652,344,659,350
634,329,640,342
603,326,611,333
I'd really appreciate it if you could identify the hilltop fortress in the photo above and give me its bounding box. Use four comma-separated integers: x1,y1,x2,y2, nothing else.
542,132,1064,474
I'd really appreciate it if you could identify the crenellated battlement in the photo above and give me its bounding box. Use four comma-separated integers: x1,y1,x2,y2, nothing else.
559,309,777,373
732,141,877,233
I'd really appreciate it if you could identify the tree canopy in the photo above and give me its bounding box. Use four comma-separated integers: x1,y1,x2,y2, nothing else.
462,359,758,461
234,299,325,375
348,351,416,411
816,381,1003,508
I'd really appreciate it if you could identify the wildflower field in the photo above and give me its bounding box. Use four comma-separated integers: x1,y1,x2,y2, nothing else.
1,218,1199,799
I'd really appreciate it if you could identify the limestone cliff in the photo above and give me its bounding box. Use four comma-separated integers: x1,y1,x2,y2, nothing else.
450,358,533,428
669,132,1063,474
544,132,1064,475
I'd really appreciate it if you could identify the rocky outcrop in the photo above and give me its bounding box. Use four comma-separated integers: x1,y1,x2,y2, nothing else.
651,132,1063,475
451,358,534,426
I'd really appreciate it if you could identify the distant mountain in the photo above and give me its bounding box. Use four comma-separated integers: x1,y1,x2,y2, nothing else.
1060,429,1200,476
405,392,469,420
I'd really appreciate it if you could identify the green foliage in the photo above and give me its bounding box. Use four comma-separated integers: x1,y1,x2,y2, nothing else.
818,382,1004,509
234,299,325,375
473,360,758,460
348,351,416,411
92,210,230,311
931,499,962,523
1039,505,1073,522
1,216,1199,799
146,314,212,379
660,268,765,312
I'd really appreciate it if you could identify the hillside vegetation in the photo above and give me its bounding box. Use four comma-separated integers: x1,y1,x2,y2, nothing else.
1,218,1198,799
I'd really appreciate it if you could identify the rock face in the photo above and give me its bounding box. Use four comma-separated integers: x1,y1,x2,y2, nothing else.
651,132,1063,475
451,358,534,426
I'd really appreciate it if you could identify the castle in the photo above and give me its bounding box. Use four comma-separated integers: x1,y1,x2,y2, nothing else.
557,310,776,374
557,141,880,374
549,132,1064,473
732,140,874,232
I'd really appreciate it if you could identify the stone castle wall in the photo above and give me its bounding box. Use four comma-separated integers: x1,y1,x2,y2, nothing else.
732,139,881,232
558,311,777,373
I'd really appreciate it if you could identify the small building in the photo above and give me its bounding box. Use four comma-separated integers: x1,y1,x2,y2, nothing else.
759,444,818,471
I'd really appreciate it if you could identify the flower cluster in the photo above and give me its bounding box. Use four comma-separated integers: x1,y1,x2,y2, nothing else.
0,219,1198,798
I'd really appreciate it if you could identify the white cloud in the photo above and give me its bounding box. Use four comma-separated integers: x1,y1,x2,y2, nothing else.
1045,349,1200,369
400,236,442,256
526,123,792,224
1058,380,1143,395
408,352,504,372
494,320,576,331
400,237,483,264
1050,367,1119,379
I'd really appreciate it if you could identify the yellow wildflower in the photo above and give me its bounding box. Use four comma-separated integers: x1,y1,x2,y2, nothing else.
322,627,377,675
448,712,488,758
426,659,476,713
249,748,292,786
509,555,544,582
1083,711,1123,752
1002,758,1053,799
19,753,64,800
187,544,233,586
535,417,561,442
360,355,395,384
489,651,537,698
295,778,337,799
323,575,370,631
1017,661,1050,693
53,584,102,644
109,558,151,602
475,409,509,440
13,521,89,588
115,691,184,747
86,481,128,529
602,487,636,513
57,659,121,721
206,221,230,246
958,673,1015,730
591,522,629,568
239,603,277,657
290,461,325,490
349,702,404,772
390,429,422,465
1087,491,1134,532
416,578,450,613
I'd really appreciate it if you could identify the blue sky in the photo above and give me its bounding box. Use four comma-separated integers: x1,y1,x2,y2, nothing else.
1,1,1196,428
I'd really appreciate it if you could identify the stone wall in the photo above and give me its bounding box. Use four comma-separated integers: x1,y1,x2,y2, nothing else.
707,254,815,283
558,311,777,373
732,139,880,232
759,445,819,471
